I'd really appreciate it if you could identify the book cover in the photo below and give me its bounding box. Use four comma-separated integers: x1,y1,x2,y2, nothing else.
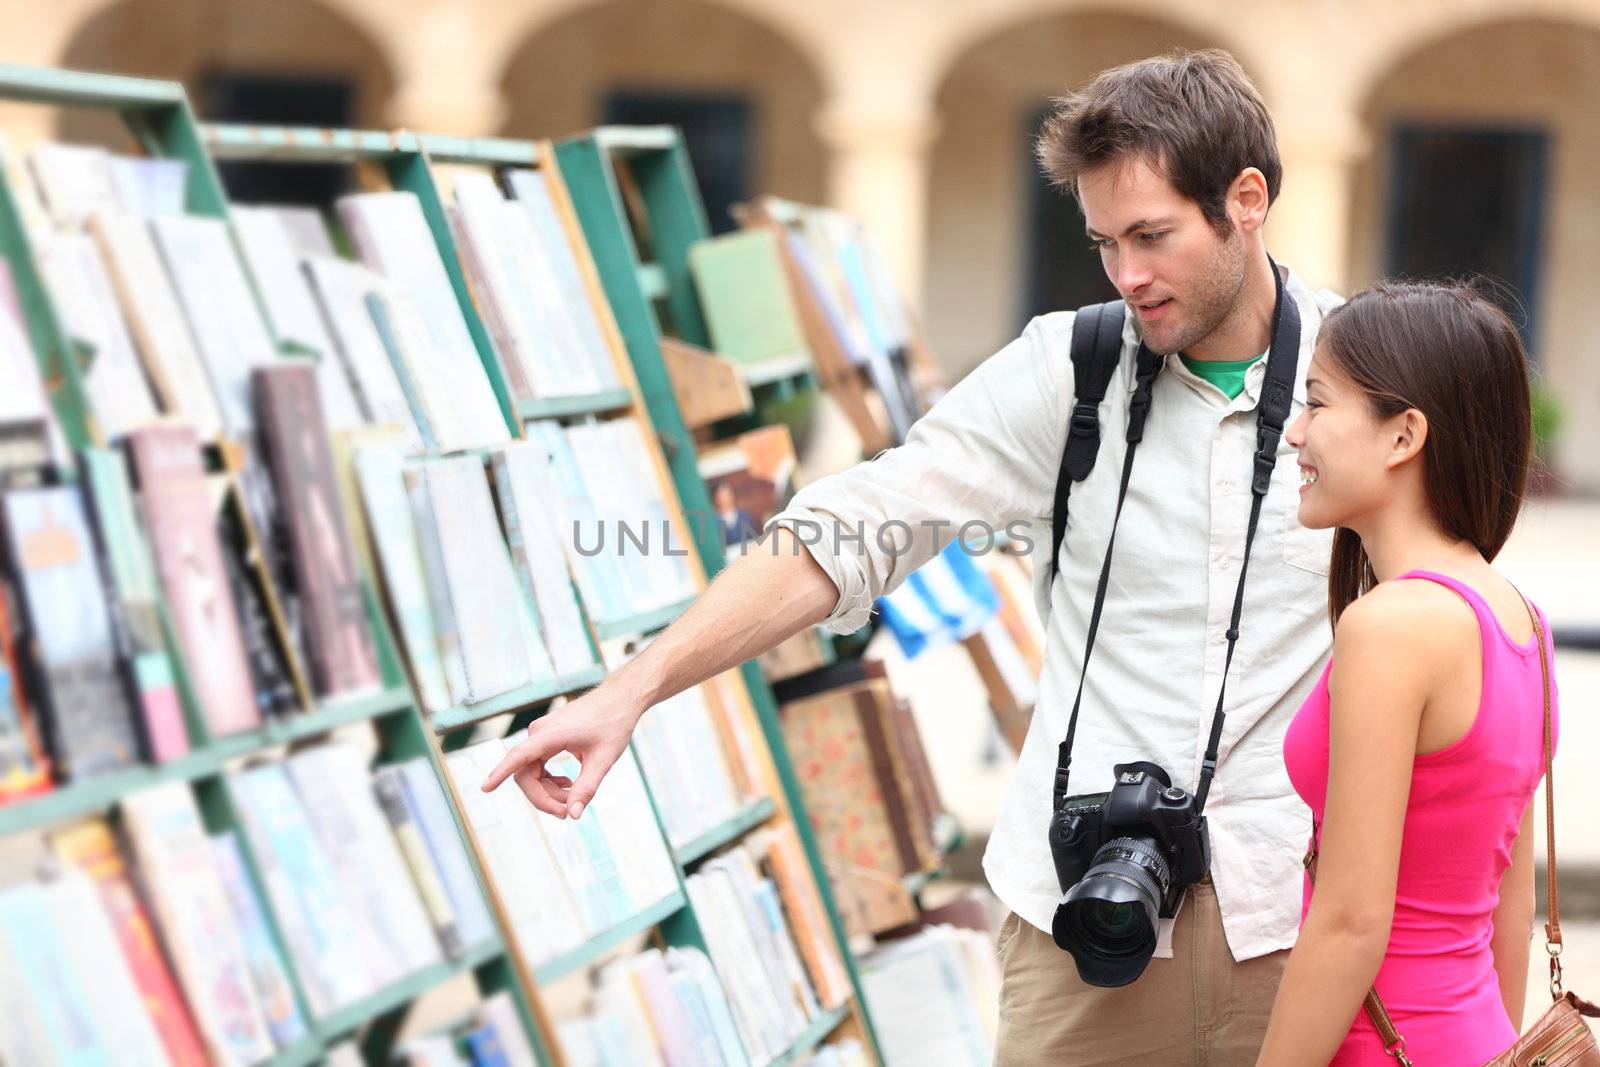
396,756,495,950
477,991,540,1067
445,187,532,402
687,229,812,369
0,878,118,1064
0,485,142,779
50,817,209,1066
149,214,278,437
353,442,451,712
27,141,119,227
372,763,463,959
0,570,51,803
208,830,309,1049
253,364,382,700
120,781,276,1066
106,157,187,218
851,684,934,875
302,257,424,452
80,447,188,762
522,420,632,625
125,424,261,736
88,212,226,440
264,205,337,259
215,481,304,720
400,462,470,707
0,259,61,473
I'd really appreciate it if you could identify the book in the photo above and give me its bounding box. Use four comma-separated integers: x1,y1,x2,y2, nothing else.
253,363,382,700
443,738,586,968
106,157,188,218
27,141,119,227
231,760,377,1016
0,260,62,472
522,420,632,625
49,818,209,1066
0,877,121,1064
748,823,852,1010
687,229,812,371
0,484,142,778
365,284,472,455
478,991,539,1067
126,424,261,736
303,257,424,453
120,781,276,1066
215,479,304,720
266,205,337,259
149,213,278,437
79,447,187,762
36,230,162,439
231,205,363,430
209,830,307,1049
353,442,452,712
337,191,509,450
502,168,620,391
406,456,550,704
87,211,226,440
0,581,49,803
372,762,465,958
286,742,444,979
629,681,743,849
395,756,496,951
488,441,598,678
858,926,996,1066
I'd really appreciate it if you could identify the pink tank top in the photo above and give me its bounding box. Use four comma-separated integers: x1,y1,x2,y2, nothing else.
1282,570,1558,1065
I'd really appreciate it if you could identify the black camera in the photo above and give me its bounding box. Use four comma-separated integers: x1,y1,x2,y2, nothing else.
1047,761,1211,987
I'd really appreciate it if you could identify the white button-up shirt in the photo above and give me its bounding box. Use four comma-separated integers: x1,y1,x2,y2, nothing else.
768,266,1341,961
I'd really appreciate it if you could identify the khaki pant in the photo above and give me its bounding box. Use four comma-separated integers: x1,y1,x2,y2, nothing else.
994,880,1287,1066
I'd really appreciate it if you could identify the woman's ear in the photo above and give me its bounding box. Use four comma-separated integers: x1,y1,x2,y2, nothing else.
1384,408,1429,471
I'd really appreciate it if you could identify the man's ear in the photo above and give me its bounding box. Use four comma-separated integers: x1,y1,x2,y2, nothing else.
1384,408,1429,471
1231,168,1270,234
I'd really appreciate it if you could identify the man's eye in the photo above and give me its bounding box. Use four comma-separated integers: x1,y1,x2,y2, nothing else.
1139,231,1167,244
1088,238,1111,252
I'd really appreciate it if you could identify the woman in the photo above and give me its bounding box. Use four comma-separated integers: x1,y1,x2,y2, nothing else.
1257,281,1558,1065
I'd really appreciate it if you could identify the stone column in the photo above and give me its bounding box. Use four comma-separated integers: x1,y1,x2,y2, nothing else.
381,4,507,135
1266,109,1370,293
814,98,941,309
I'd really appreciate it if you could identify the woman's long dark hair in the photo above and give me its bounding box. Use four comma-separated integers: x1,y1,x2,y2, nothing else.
1317,281,1533,627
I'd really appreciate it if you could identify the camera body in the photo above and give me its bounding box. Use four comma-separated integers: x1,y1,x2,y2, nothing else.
1047,761,1212,986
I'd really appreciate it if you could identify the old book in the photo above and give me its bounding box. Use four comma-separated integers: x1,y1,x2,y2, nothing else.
27,141,119,227
120,781,276,1066
253,364,382,700
107,157,187,218
337,191,508,449
522,420,631,625
688,229,812,370
270,205,338,258
0,575,50,802
395,756,495,951
365,285,469,455
372,762,463,958
0,261,61,472
406,456,546,704
400,457,469,706
353,442,451,712
629,683,741,849
749,824,852,1010
37,230,162,439
445,192,530,402
303,257,424,452
231,206,363,431
149,213,278,437
215,478,303,720
126,423,261,736
49,818,210,1066
0,485,142,778
488,441,598,678
87,212,226,440
80,447,188,761
502,168,620,391
209,830,308,1049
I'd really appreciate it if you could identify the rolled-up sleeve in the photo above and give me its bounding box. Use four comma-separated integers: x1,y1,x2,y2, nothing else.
766,313,1073,634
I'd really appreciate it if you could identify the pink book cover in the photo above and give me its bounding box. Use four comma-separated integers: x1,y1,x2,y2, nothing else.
126,424,261,736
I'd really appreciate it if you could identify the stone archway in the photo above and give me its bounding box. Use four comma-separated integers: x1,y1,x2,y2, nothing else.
1347,16,1600,490
924,10,1234,376
497,0,828,231
57,0,396,148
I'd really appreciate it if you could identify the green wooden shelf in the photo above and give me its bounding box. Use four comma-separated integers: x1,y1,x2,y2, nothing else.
313,937,503,1041
0,686,414,837
768,1004,852,1067
428,665,607,735
532,890,687,985
515,388,635,422
636,262,670,302
258,1033,323,1067
672,795,776,867
593,595,697,643
590,126,680,157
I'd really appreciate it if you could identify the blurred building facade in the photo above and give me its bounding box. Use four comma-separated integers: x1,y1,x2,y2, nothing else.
4,0,1597,490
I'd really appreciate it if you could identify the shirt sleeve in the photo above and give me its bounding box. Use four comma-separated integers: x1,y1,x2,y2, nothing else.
766,313,1073,633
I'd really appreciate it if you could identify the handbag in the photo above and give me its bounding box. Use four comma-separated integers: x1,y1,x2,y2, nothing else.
1305,591,1599,1066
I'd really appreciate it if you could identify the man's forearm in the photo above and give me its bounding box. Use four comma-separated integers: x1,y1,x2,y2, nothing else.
604,525,843,714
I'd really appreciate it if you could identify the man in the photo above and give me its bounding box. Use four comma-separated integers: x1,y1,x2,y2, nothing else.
484,49,1337,1063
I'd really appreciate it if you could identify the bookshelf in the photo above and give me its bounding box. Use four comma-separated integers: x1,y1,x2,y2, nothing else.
0,66,560,1067
197,120,880,1066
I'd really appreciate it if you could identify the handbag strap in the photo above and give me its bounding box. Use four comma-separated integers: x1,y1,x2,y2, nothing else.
1303,586,1556,1067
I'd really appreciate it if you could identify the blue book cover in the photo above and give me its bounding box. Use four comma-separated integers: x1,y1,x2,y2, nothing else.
398,757,495,949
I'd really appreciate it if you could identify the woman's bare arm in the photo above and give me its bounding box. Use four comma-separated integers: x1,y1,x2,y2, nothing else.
1491,802,1536,1030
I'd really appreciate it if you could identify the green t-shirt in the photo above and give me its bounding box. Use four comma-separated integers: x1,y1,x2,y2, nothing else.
1180,352,1264,400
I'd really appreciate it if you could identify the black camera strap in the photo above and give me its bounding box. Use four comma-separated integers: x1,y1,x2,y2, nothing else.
1053,257,1301,812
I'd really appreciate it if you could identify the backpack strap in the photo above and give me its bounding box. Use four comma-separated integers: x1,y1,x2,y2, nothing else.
1049,300,1127,582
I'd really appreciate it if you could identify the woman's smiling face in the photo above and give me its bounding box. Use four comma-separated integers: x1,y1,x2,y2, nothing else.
1285,342,1411,531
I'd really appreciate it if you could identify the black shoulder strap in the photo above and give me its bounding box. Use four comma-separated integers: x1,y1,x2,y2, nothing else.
1050,300,1127,582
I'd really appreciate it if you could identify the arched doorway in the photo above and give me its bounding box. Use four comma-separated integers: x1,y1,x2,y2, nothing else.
1349,16,1600,490
498,0,826,233
924,10,1240,376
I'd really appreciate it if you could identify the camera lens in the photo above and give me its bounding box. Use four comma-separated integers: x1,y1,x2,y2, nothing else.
1051,836,1170,987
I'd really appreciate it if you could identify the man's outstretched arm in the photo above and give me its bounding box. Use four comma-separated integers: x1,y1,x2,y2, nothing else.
479,525,839,818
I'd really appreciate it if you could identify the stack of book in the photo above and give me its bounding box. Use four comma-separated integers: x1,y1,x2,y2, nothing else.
779,672,947,937
858,925,1001,1067
443,736,679,969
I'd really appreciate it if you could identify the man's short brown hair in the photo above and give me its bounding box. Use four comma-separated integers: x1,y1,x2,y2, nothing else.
1036,49,1281,234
